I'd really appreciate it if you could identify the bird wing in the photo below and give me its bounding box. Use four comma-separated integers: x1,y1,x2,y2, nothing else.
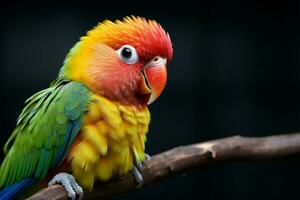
0,79,91,188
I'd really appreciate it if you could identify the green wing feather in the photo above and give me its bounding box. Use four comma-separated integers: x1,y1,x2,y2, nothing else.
0,80,91,188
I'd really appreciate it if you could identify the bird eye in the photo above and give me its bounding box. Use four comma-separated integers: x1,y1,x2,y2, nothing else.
116,45,139,64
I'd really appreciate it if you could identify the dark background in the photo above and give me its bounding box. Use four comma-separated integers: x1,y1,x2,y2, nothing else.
0,0,299,199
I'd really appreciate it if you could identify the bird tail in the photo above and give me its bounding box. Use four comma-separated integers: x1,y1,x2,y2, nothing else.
0,178,35,200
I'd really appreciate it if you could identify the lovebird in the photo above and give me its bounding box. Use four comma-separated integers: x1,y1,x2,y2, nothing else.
0,16,173,200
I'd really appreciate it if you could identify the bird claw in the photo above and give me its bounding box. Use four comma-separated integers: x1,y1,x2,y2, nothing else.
132,153,151,188
144,153,151,161
132,165,144,188
48,172,84,200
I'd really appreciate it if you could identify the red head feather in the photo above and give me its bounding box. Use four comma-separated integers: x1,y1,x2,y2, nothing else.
61,16,173,107
87,16,173,62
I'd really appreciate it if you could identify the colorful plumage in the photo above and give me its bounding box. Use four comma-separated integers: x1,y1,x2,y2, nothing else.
0,16,173,199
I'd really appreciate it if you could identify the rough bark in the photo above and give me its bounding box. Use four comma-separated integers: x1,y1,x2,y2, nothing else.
27,133,300,200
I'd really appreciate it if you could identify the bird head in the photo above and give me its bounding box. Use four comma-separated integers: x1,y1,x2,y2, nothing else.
60,16,173,107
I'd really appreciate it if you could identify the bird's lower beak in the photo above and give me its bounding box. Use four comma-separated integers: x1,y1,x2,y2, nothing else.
140,56,167,105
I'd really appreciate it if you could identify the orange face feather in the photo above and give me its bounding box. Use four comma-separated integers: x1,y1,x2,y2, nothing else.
60,16,173,107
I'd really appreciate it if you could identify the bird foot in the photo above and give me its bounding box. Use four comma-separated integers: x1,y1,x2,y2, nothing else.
144,153,151,161
132,153,151,188
48,172,84,200
132,165,144,188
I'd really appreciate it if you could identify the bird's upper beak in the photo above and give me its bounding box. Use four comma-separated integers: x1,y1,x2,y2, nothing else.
139,56,167,105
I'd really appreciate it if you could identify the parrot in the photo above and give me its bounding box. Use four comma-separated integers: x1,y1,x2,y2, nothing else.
0,16,173,200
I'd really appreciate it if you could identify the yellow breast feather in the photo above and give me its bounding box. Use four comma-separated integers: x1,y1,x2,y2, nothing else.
67,94,150,191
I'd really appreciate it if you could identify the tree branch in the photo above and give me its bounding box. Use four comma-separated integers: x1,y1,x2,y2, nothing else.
27,132,300,200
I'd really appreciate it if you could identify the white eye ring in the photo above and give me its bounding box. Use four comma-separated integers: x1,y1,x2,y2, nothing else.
116,45,139,64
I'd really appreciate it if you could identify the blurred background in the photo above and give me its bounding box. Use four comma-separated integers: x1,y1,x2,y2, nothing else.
0,0,299,199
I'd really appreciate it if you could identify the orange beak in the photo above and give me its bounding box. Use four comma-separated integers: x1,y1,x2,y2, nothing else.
140,56,167,105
